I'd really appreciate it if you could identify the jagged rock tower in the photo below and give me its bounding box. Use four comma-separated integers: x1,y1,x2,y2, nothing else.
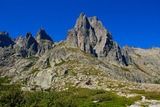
67,13,129,65
15,33,38,57
0,32,14,47
36,28,54,55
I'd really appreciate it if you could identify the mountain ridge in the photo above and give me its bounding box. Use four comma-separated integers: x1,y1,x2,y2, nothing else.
0,13,160,92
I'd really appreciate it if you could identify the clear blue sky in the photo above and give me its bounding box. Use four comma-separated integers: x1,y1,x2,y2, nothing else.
0,0,160,48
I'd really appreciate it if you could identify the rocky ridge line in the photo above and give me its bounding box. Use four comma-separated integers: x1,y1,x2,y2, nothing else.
67,13,130,65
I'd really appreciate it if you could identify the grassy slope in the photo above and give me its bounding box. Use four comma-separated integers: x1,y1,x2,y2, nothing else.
0,77,140,107
130,89,160,100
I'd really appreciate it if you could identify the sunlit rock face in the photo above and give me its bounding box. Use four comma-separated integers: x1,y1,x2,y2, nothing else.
67,13,129,65
14,29,54,57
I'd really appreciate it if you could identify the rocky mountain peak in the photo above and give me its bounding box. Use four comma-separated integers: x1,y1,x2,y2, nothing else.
75,13,91,30
36,28,53,43
15,33,38,57
26,32,32,39
34,29,54,55
25,33,38,49
67,13,129,65
0,32,14,47
14,31,53,57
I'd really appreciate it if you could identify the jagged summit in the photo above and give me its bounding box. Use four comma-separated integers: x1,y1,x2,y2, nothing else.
25,33,38,51
13,29,54,57
14,33,38,57
67,13,129,65
0,32,14,47
75,13,90,29
35,28,54,55
36,28,53,43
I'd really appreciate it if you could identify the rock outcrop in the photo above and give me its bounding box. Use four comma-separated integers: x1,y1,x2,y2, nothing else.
36,28,54,55
0,32,14,47
15,33,38,57
14,29,54,57
67,13,129,65
36,28,53,43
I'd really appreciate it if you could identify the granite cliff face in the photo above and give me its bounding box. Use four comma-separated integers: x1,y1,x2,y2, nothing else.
67,13,129,65
0,13,160,91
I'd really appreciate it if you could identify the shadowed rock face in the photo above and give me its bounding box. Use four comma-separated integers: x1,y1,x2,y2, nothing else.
67,13,129,65
25,33,38,50
36,29,54,55
14,29,54,57
15,33,38,57
0,32,14,47
67,13,97,54
36,28,53,43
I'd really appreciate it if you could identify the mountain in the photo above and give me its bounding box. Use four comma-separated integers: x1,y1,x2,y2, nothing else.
0,13,160,93
0,32,14,47
36,28,54,55
67,13,129,66
36,28,53,43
